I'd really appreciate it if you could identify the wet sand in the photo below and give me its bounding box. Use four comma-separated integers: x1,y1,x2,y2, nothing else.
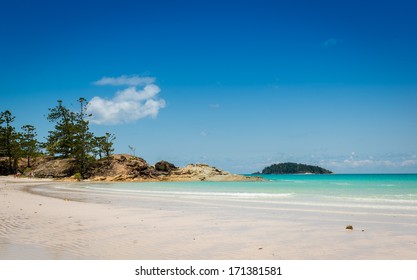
1,176,417,259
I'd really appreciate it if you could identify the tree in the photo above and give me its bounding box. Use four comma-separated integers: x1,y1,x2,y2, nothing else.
102,132,115,159
45,98,118,177
46,99,93,176
45,98,117,178
128,145,136,157
0,113,4,156
20,125,39,168
46,100,76,157
261,162,332,174
93,132,115,160
91,136,104,160
72,97,95,176
0,110,19,173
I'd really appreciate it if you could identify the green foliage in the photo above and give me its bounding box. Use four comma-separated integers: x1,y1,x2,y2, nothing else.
46,99,93,174
45,98,116,176
46,100,77,157
73,172,83,181
72,98,95,175
102,132,116,159
20,124,40,168
261,162,332,174
0,110,20,173
1,100,116,177
92,132,115,160
1,110,43,174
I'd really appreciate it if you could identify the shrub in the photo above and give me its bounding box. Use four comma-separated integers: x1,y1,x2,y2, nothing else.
73,172,83,181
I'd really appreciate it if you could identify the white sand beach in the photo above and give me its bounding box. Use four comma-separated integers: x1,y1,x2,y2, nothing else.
1,176,417,260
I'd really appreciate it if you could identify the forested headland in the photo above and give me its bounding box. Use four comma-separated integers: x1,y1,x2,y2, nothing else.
0,98,115,178
1,99,253,182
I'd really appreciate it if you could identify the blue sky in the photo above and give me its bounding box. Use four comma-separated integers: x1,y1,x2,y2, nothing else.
1,0,417,173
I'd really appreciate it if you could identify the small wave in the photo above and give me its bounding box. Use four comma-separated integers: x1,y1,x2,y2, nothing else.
350,197,417,204
332,182,352,186
279,180,305,183
84,186,294,199
322,195,417,205
261,200,417,211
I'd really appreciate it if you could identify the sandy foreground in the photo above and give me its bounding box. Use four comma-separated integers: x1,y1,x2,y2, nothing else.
1,176,417,260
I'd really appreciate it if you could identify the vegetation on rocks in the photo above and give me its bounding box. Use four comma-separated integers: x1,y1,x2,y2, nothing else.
1,99,255,182
0,110,41,174
1,98,114,177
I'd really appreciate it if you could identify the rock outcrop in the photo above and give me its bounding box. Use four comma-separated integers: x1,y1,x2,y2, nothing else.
89,154,156,181
24,154,258,182
31,158,76,178
169,164,235,181
155,160,177,173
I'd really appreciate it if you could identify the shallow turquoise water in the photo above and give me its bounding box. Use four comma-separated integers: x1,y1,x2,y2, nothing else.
80,174,417,209
32,173,410,232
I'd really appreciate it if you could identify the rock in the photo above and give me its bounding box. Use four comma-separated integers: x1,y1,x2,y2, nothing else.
155,161,177,173
93,176,107,181
31,158,76,178
174,164,230,177
169,163,257,181
90,154,151,179
110,174,125,181
139,167,156,177
24,154,260,182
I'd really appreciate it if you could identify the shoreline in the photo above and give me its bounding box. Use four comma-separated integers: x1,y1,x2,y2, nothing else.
1,176,417,260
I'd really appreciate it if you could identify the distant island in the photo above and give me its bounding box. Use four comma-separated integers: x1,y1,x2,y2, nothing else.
256,162,332,174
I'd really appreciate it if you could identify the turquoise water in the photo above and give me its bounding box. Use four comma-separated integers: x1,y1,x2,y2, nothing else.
36,173,411,228
79,174,417,212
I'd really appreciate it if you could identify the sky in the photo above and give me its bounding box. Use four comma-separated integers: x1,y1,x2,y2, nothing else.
1,0,417,173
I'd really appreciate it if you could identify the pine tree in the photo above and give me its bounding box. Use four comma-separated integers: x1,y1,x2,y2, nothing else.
92,132,115,161
0,110,19,173
73,97,95,176
46,100,77,157
20,125,39,168
102,132,115,159
45,99,116,177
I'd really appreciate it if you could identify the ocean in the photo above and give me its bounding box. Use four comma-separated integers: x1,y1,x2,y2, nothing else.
74,174,417,219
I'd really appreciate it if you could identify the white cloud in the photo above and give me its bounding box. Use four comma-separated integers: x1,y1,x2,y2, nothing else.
401,160,417,167
115,85,160,102
324,153,417,171
93,75,155,86
87,75,165,125
343,159,378,168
